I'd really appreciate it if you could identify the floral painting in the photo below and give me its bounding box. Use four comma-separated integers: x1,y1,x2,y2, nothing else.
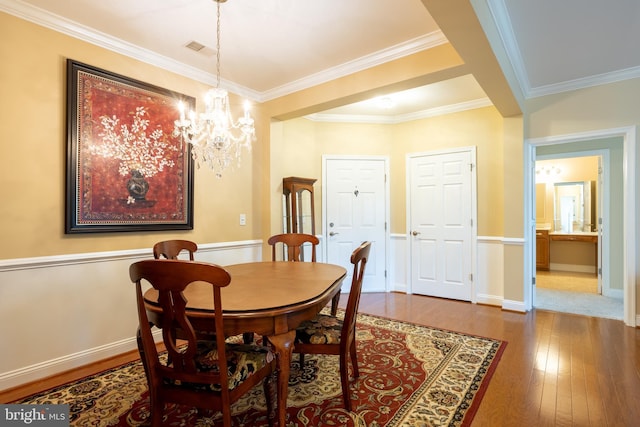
66,60,194,233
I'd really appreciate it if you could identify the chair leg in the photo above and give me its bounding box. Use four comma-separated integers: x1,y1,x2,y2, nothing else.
263,371,277,427
350,338,359,378
299,352,305,368
339,351,352,411
331,293,340,316
149,397,164,427
243,332,255,344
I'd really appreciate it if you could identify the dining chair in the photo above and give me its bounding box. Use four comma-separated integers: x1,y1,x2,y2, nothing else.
152,239,198,260
245,232,326,345
130,259,277,427
241,232,323,344
292,241,371,412
267,232,341,314
268,232,319,262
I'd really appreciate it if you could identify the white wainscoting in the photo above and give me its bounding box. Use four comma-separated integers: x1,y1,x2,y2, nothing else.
0,236,510,391
0,240,262,391
388,234,505,306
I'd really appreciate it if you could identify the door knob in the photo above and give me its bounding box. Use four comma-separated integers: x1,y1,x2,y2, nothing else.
329,232,339,236
412,231,420,236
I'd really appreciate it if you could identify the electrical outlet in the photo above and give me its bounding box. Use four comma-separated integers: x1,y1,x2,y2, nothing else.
239,213,246,226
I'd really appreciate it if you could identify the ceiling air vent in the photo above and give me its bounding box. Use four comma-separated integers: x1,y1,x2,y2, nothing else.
185,40,215,57
186,41,206,52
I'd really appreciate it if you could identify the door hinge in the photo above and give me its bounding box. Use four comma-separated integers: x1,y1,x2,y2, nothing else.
469,273,473,282
385,270,387,278
532,276,536,285
470,218,473,227
598,267,602,275
470,163,474,172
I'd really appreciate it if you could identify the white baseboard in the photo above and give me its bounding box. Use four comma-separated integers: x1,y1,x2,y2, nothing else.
549,263,596,274
476,293,503,307
502,299,527,313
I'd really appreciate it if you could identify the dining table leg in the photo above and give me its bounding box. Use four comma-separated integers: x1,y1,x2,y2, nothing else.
267,329,296,427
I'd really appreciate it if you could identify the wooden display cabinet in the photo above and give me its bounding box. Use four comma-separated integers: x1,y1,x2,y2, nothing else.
282,177,316,235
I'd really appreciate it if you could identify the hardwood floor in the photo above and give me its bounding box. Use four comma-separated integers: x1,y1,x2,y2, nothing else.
3,293,640,426
352,293,640,427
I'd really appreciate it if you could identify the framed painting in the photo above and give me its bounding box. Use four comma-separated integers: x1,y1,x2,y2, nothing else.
65,59,194,233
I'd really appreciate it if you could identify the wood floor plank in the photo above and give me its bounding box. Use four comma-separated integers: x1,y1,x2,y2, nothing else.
3,292,640,427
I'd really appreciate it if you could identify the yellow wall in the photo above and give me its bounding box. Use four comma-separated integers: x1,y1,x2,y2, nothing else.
0,13,264,259
268,106,504,238
2,10,526,307
393,107,505,235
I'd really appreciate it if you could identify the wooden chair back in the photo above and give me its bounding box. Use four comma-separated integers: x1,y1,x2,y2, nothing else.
341,241,371,354
268,233,319,262
152,240,197,260
130,259,275,427
292,241,371,411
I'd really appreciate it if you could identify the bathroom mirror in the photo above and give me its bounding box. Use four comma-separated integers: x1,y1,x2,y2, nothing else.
553,181,596,232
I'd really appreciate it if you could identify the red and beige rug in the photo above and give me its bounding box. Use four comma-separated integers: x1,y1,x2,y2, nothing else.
17,313,506,426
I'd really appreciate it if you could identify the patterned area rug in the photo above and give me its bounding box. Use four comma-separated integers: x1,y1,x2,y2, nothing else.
17,313,506,426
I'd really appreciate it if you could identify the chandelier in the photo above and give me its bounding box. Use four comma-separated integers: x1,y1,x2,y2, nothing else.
174,0,255,177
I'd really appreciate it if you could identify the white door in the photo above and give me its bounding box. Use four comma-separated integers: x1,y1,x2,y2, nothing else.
408,149,475,301
324,157,387,292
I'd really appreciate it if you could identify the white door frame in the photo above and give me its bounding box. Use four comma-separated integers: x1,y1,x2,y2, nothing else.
406,146,478,302
524,126,636,326
321,155,390,292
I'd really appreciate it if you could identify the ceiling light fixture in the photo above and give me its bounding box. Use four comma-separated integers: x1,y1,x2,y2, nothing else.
173,0,255,178
376,96,396,109
535,164,561,182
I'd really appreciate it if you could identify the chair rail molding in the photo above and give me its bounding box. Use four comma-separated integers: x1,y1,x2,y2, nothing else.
0,240,262,391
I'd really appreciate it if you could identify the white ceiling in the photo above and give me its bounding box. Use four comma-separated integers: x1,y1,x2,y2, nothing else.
3,0,640,120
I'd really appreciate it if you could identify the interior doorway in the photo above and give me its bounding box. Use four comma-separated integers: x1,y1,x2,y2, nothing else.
534,153,622,320
525,127,635,326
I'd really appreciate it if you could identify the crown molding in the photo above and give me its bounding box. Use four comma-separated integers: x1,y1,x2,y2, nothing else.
485,0,640,100
0,0,263,100
485,0,532,98
1,0,446,103
259,31,448,102
306,98,492,124
527,66,640,98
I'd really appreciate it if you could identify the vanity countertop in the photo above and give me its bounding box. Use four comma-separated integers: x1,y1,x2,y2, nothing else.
549,231,598,236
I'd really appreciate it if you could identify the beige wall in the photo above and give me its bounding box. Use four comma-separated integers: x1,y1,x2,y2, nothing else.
0,13,264,259
2,10,529,309
267,106,504,238
500,116,525,302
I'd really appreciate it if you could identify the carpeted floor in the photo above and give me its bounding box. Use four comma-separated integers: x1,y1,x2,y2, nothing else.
535,270,623,320
16,312,506,426
535,288,623,320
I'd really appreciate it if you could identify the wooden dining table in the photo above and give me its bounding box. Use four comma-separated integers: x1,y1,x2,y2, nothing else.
143,260,347,426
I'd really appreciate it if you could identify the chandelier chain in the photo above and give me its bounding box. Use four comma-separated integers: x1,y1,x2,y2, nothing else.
216,0,221,88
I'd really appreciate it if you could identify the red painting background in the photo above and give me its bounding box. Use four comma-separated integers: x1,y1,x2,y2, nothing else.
75,71,191,226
